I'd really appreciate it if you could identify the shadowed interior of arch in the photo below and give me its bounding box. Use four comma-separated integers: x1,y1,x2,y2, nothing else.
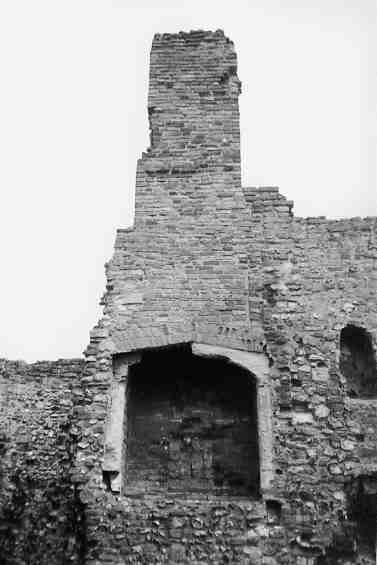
340,325,377,398
124,343,260,497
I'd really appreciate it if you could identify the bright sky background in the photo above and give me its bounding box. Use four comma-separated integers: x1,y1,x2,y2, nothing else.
0,0,376,361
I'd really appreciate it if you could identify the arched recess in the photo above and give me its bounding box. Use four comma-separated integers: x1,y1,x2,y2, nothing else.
340,325,377,398
102,343,273,497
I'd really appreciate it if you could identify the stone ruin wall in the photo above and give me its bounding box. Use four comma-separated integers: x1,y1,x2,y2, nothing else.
0,358,85,563
0,29,377,565
245,188,377,563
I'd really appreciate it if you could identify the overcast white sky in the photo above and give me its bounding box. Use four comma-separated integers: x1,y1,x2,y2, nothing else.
0,0,376,362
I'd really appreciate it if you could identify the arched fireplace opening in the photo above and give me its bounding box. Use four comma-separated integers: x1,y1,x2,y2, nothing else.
124,343,260,498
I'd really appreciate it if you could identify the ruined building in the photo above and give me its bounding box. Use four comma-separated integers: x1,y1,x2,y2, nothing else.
1,29,377,565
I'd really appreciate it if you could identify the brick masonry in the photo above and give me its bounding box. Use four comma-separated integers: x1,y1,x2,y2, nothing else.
1,29,377,564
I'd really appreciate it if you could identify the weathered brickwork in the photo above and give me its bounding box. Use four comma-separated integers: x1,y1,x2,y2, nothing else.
1,29,377,564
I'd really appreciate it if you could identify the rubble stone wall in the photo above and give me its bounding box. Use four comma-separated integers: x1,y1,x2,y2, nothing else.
0,358,85,564
247,186,377,562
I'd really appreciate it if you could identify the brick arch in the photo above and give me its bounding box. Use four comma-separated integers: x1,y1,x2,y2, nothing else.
103,343,273,496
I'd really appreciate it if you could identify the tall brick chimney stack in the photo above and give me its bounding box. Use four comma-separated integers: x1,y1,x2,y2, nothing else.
101,30,253,353
134,30,245,226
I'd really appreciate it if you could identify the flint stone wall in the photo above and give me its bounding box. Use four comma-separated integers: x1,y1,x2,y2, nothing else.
0,358,84,564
